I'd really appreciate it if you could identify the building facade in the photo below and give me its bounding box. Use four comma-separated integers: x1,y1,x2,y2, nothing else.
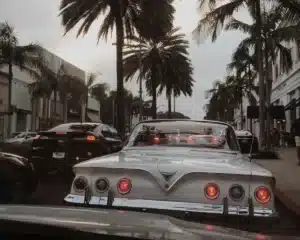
0,47,89,138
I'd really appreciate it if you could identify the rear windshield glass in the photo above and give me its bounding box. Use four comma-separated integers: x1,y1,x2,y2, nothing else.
48,123,100,132
126,121,239,151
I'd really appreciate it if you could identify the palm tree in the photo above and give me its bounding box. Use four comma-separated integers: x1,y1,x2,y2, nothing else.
194,0,300,146
157,53,194,118
225,7,300,147
90,82,110,121
0,23,45,135
205,80,237,122
123,27,194,119
59,0,174,134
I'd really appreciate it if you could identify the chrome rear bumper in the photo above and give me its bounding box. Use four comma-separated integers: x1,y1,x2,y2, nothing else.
64,194,276,218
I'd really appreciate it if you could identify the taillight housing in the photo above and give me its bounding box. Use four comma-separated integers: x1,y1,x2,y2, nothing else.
73,177,88,192
204,183,219,200
255,186,271,204
229,184,245,201
118,178,132,194
95,178,109,193
86,135,96,141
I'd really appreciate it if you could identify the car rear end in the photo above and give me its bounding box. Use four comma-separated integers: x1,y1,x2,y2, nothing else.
65,167,277,228
31,124,109,176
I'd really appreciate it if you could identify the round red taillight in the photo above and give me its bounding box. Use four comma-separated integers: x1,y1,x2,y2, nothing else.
204,183,219,200
187,136,195,144
118,178,132,194
152,136,160,144
255,186,271,204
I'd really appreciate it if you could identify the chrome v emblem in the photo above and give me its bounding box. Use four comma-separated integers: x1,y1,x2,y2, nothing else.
160,171,176,182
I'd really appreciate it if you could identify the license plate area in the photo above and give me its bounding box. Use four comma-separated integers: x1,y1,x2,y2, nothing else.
53,152,65,159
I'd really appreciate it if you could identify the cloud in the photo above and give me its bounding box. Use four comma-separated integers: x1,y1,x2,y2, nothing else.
0,0,247,119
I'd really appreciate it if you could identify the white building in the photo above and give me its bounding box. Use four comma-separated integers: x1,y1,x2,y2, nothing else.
234,40,300,139
0,47,92,138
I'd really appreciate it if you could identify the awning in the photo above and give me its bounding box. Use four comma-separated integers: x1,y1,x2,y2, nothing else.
285,98,300,111
87,113,101,123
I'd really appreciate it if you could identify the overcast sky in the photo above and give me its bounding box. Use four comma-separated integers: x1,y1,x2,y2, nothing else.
0,0,248,119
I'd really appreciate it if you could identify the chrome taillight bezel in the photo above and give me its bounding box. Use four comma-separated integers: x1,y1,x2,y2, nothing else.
73,176,88,193
95,178,109,193
229,184,245,201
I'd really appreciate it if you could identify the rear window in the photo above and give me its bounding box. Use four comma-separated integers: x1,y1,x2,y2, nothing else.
126,120,239,151
48,123,100,133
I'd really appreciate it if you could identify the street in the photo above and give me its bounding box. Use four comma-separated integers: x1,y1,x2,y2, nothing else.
29,175,300,237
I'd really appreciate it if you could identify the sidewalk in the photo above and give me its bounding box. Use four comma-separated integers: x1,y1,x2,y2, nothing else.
254,148,300,215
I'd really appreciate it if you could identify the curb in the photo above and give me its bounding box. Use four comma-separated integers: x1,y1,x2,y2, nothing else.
275,188,300,217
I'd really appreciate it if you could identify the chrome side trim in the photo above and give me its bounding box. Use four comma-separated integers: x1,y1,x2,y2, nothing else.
64,194,274,217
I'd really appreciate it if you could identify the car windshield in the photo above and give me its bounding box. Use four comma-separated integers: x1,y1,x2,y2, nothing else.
126,120,239,151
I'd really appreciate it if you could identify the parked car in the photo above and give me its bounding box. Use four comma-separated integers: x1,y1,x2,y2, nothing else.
31,122,123,177
0,152,38,203
235,130,259,154
64,119,277,224
0,132,38,158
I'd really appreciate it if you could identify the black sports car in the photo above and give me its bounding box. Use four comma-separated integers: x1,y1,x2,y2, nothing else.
31,122,123,177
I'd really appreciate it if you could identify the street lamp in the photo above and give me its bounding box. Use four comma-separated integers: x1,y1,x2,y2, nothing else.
112,41,143,121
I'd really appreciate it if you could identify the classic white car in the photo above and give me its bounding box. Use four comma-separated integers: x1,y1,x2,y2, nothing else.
64,119,277,223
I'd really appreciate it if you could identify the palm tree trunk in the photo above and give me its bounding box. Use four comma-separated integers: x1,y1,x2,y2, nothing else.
173,93,175,112
264,37,271,150
248,65,253,133
7,61,13,136
115,8,125,135
240,97,243,129
63,98,68,123
167,92,172,119
151,70,157,119
255,0,265,149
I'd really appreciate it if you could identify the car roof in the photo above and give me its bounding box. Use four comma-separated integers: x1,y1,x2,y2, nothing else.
139,119,233,128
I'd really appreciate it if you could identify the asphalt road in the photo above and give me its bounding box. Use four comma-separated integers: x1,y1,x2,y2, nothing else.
29,175,300,237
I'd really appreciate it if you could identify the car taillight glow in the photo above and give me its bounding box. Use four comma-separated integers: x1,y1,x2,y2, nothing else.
73,177,88,192
56,132,66,135
187,136,195,144
118,178,132,194
255,186,271,204
86,135,96,141
152,136,160,144
95,178,109,193
204,183,219,200
34,135,40,140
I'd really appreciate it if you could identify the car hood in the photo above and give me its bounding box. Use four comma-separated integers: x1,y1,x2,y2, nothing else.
76,147,272,177
0,205,285,240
